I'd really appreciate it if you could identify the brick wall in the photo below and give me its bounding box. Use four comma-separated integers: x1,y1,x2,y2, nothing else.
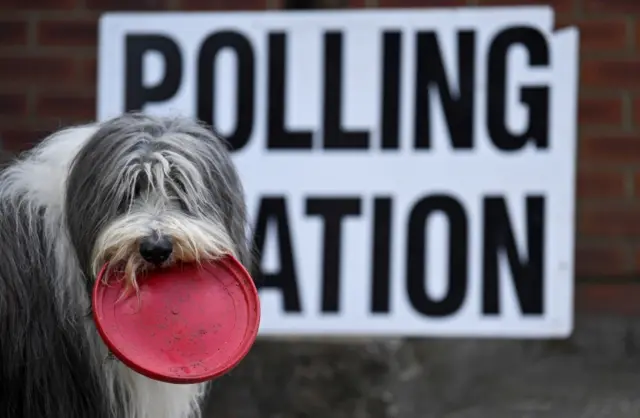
0,0,637,317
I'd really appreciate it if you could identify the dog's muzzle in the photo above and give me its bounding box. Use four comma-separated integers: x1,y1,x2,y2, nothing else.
139,234,173,265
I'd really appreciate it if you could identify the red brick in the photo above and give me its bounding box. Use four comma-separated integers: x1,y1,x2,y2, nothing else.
628,97,640,128
556,18,627,51
79,58,97,86
579,204,640,238
635,22,640,51
575,244,630,277
633,247,640,270
179,0,268,9
0,128,50,152
379,0,465,7
577,169,627,198
580,134,640,165
477,0,574,13
576,284,640,316
632,172,640,196
584,0,640,14
0,57,76,84
582,59,640,89
0,0,76,10
35,92,95,121
0,20,28,46
37,19,97,47
86,0,168,10
0,93,28,117
579,96,623,126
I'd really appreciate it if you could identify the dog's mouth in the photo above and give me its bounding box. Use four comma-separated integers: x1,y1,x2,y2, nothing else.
94,242,229,301
96,257,184,301
99,256,151,298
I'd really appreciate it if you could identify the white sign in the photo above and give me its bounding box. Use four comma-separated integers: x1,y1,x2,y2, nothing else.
98,8,579,338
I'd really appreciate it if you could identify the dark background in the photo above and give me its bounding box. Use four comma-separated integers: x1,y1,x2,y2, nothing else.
2,0,640,417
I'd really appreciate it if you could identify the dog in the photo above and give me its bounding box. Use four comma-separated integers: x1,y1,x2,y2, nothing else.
0,113,252,418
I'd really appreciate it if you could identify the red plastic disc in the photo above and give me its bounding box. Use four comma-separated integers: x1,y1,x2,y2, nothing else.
92,256,260,384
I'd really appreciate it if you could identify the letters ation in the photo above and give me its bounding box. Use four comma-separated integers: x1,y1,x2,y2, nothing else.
252,197,301,313
371,197,393,313
252,194,545,318
306,198,362,313
406,195,469,316
482,196,545,315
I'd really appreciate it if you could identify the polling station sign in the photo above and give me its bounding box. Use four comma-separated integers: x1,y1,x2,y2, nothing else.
97,8,579,338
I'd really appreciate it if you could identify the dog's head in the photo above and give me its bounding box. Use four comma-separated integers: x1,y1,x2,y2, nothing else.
65,113,250,292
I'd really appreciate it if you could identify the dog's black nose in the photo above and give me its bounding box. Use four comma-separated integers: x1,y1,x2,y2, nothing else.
139,235,173,265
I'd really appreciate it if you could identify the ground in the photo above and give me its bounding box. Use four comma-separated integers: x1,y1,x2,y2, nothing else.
202,315,640,418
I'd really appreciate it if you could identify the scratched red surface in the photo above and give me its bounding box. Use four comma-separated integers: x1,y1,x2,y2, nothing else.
93,257,260,384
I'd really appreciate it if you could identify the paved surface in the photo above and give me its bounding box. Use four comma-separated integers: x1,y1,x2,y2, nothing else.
202,316,640,418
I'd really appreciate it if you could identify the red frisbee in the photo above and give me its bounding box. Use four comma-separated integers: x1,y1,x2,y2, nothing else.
92,256,260,384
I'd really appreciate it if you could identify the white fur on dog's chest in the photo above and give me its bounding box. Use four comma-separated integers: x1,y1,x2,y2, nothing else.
115,364,206,418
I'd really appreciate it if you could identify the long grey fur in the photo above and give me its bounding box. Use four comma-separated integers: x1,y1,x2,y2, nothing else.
0,112,252,418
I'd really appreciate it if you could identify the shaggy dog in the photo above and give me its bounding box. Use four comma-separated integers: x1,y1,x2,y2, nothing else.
0,113,252,418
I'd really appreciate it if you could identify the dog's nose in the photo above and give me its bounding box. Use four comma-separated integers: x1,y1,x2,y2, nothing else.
139,235,173,265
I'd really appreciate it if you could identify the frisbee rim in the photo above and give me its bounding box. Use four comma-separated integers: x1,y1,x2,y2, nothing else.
92,256,260,384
